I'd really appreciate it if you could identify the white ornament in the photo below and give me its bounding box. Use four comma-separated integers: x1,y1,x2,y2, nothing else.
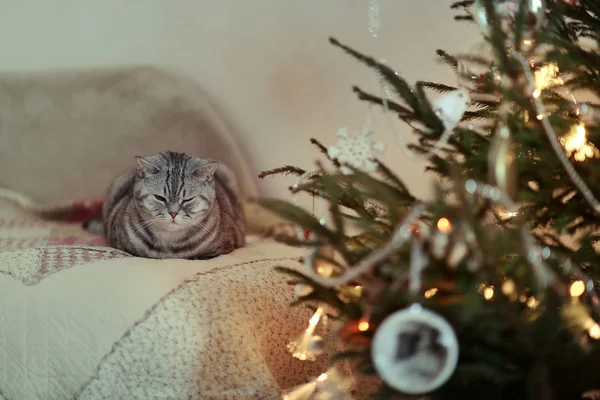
432,88,470,131
327,125,386,175
371,304,459,394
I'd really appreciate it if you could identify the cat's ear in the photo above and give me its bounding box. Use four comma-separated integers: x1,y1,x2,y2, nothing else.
193,161,219,182
134,156,160,178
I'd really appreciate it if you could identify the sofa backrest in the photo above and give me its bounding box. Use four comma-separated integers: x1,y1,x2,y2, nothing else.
0,66,257,205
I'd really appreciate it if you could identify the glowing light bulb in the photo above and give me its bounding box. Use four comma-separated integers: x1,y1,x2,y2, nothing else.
358,321,370,332
533,63,563,98
483,286,494,300
502,279,516,295
316,260,335,278
424,288,438,299
519,294,528,303
590,323,600,340
527,297,540,309
437,218,452,233
570,280,586,297
561,123,598,162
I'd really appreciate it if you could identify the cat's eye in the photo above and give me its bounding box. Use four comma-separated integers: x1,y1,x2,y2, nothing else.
181,198,194,205
154,195,166,202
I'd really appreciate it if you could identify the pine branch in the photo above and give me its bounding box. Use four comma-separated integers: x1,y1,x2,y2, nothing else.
258,166,306,179
352,86,413,117
436,49,459,71
417,81,458,93
454,15,474,21
273,234,326,247
450,0,474,8
329,37,421,111
310,138,341,167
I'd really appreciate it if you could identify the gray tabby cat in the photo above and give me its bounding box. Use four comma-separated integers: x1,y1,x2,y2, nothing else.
91,151,245,259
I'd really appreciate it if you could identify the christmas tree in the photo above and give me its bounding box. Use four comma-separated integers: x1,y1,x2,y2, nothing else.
259,1,600,399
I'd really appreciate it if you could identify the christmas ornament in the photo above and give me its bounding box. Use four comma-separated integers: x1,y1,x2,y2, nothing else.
371,304,459,394
488,123,517,199
327,125,385,175
432,88,470,131
472,0,546,42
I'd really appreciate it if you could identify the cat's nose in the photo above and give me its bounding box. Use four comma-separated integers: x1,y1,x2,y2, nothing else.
169,212,178,219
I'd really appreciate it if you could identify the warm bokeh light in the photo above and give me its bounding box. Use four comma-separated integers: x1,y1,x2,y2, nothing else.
533,62,563,98
424,288,438,299
502,279,516,295
570,280,586,297
308,307,324,327
358,321,370,332
437,218,452,233
527,297,540,310
483,286,494,300
316,261,335,278
589,323,600,340
560,123,598,162
354,285,364,297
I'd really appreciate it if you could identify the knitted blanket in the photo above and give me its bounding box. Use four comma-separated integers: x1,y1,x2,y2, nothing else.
0,195,336,399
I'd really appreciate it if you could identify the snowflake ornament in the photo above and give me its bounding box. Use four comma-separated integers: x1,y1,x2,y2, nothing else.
327,126,386,175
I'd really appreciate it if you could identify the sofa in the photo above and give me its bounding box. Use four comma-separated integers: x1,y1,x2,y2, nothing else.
0,66,335,399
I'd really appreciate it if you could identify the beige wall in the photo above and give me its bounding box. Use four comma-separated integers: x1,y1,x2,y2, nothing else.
0,0,478,200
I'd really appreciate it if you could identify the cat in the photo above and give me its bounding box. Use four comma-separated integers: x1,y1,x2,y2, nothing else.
86,151,245,259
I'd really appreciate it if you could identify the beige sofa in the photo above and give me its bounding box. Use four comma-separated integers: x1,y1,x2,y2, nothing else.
0,66,333,399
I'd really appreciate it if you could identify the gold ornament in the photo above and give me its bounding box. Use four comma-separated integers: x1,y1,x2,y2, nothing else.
488,124,517,199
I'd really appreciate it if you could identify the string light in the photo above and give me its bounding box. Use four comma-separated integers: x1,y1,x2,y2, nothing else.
570,280,586,297
560,123,598,162
358,320,370,332
424,288,438,298
287,307,325,361
527,297,540,309
589,323,600,339
533,63,563,98
483,286,495,300
437,218,452,233
316,260,335,278
502,279,516,295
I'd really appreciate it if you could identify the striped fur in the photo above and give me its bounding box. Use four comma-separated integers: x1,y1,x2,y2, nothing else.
99,152,245,259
